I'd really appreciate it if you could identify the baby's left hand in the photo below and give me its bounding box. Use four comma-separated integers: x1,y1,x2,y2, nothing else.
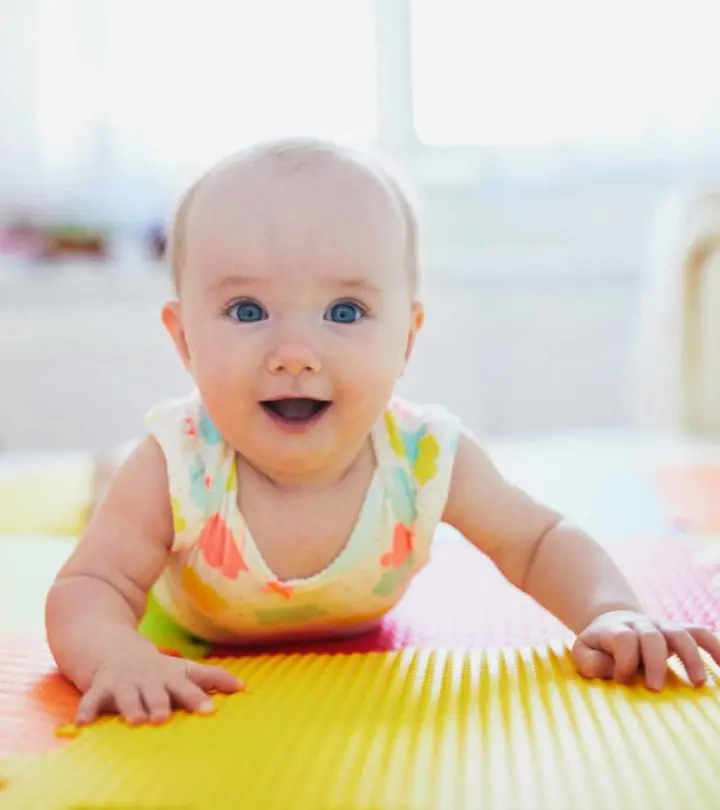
572,610,720,691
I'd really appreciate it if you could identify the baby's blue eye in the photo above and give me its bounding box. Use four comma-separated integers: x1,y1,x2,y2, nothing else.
228,300,267,322
325,301,365,324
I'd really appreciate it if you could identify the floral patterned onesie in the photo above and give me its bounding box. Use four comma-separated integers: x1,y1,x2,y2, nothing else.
145,391,461,644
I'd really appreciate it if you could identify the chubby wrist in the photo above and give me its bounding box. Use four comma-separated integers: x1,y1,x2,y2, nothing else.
74,628,158,692
580,602,643,630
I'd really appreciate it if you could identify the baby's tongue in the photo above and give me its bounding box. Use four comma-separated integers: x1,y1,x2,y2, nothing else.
273,398,317,421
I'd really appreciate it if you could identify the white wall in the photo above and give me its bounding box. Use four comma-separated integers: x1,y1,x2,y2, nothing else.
403,275,639,436
0,0,40,213
0,265,640,452
417,178,662,279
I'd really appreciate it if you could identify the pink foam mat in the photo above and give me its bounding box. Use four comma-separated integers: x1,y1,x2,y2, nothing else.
209,537,720,657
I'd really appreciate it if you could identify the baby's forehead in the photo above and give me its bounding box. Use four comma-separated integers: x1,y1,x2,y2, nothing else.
190,148,404,232
181,148,409,280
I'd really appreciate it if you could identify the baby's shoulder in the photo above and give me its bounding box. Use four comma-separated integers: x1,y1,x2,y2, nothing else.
376,397,464,530
378,396,463,477
144,389,230,484
383,396,462,441
146,388,201,429
145,390,221,447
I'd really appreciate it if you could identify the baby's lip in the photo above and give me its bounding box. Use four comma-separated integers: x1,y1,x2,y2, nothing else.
259,395,332,407
261,395,330,402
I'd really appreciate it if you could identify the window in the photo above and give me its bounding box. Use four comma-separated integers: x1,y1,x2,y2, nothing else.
410,0,720,152
36,0,377,176
25,0,720,221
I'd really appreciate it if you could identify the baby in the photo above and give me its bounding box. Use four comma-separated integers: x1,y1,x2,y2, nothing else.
46,138,720,727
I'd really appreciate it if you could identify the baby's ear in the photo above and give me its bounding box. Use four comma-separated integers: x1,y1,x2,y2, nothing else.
403,301,425,363
161,301,192,372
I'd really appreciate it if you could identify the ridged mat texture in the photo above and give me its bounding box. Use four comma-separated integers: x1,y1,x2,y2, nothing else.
2,537,720,760
2,538,720,807
2,646,720,810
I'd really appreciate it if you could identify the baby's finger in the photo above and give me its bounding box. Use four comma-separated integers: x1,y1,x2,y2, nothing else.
113,684,148,725
688,627,720,668
76,686,110,726
571,638,614,680
188,663,244,695
665,626,707,686
167,677,216,715
634,622,668,691
607,627,640,683
140,682,172,724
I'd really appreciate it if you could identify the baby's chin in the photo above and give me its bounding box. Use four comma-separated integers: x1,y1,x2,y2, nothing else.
232,425,346,481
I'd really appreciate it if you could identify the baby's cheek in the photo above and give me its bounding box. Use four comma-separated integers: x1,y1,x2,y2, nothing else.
193,338,252,393
192,371,254,448
338,351,402,418
340,342,397,386
353,323,406,370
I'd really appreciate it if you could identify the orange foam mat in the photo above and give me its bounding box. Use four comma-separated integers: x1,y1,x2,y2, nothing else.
2,646,720,810
650,465,720,533
0,638,77,759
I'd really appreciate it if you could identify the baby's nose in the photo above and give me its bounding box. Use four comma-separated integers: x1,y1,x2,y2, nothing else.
266,341,321,376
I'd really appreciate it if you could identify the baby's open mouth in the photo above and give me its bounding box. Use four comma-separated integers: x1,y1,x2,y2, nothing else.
260,398,332,422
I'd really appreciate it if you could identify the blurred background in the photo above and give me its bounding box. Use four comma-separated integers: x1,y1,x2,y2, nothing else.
2,0,720,453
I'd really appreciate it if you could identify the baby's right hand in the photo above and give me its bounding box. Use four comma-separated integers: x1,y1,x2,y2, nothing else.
75,649,244,726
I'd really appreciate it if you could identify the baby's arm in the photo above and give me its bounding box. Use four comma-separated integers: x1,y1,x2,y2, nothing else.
45,437,241,725
443,430,720,690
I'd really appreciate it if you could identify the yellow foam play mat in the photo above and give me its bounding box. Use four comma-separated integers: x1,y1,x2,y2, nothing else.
3,534,720,808
2,644,720,809
0,458,93,537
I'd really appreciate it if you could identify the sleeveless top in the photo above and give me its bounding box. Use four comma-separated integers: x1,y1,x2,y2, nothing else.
145,391,461,644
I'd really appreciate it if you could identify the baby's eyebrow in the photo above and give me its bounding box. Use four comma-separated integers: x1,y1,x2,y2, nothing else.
210,273,382,295
330,278,382,295
212,274,268,292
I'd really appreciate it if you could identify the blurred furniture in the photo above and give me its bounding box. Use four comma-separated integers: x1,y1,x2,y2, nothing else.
634,189,720,437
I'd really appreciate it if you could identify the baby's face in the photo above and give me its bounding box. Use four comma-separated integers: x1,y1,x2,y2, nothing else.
164,155,422,482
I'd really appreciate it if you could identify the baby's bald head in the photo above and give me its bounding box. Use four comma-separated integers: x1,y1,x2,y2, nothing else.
167,138,421,300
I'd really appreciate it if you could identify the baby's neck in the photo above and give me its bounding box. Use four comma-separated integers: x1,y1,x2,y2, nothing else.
236,438,374,495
